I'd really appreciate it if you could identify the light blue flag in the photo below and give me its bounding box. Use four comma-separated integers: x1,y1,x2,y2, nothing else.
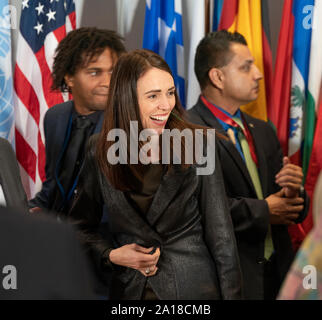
143,0,185,107
0,0,14,144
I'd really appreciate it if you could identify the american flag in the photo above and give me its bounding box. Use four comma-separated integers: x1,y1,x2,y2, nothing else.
13,0,76,199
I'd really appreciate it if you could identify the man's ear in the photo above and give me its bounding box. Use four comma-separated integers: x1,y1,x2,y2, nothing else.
64,74,74,89
208,67,224,90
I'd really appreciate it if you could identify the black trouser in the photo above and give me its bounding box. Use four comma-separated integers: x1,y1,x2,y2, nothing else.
263,254,282,300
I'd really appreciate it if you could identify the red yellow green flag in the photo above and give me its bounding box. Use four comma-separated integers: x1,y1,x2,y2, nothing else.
219,0,272,121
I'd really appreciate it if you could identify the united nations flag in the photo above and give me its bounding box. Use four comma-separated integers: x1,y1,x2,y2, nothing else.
0,0,14,144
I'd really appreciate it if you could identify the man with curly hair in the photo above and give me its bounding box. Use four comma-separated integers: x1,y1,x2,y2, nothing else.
29,27,125,215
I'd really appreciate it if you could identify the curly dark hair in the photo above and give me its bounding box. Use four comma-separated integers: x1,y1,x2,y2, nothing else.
52,27,126,92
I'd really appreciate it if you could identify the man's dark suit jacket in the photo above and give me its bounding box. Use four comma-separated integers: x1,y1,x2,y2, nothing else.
0,206,95,299
29,101,103,212
188,97,309,299
0,138,27,209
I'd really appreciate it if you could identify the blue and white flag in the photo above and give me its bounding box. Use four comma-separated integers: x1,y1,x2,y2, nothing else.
0,0,14,144
143,0,185,107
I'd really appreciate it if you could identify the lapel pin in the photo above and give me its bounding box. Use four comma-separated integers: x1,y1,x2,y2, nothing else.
249,123,254,128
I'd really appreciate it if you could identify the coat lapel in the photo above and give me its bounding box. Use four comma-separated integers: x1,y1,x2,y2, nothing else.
243,113,269,197
54,107,74,200
218,137,256,194
103,165,189,241
93,111,104,134
105,181,163,243
53,102,74,172
146,165,190,226
194,100,256,194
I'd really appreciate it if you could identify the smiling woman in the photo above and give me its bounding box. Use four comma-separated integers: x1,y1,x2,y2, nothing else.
97,49,210,191
68,49,242,300
137,67,176,135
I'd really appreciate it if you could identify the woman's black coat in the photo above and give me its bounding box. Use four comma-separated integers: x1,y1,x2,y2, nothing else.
69,136,242,300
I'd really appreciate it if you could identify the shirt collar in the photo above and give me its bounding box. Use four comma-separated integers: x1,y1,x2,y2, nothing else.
201,96,242,130
214,103,242,121
72,108,103,126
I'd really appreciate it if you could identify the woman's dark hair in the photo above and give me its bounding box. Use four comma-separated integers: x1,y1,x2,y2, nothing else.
52,27,126,92
97,49,216,191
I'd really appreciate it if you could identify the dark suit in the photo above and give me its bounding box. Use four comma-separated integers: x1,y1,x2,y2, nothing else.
29,101,103,213
188,97,309,299
68,135,242,300
0,206,96,299
0,138,27,209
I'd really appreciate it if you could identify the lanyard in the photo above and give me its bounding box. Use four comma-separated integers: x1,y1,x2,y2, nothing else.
201,95,259,166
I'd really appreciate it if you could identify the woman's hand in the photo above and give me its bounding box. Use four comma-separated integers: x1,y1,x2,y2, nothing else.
109,244,160,277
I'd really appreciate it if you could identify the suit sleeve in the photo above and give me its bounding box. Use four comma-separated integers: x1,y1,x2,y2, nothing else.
67,137,115,271
265,123,309,224
0,138,27,209
199,147,243,300
227,197,270,241
28,110,56,209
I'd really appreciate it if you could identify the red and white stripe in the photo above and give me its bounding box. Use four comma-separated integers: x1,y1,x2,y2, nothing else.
14,13,76,199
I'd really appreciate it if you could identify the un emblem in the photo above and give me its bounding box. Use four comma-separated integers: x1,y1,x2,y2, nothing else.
0,6,14,140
